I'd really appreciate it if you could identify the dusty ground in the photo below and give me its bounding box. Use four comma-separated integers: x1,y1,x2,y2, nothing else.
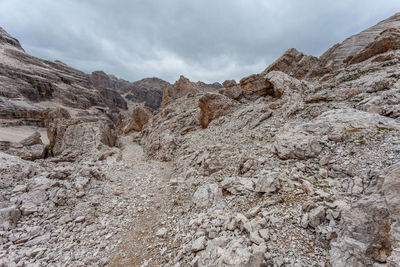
105,135,175,266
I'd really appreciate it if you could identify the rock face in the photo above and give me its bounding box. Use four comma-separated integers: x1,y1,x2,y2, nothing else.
127,105,153,132
198,93,237,128
330,195,392,266
90,71,169,109
320,12,400,70
47,119,116,160
0,28,127,129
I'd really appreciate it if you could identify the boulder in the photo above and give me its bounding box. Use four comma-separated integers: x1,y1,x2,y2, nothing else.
221,177,255,195
239,74,274,97
126,105,152,132
330,195,392,266
20,132,43,146
254,175,280,194
193,184,224,209
0,205,21,229
48,120,116,160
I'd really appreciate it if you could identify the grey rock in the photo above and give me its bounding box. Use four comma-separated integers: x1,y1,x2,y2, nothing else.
192,236,207,252
156,227,167,238
193,184,224,209
308,206,326,228
255,175,279,194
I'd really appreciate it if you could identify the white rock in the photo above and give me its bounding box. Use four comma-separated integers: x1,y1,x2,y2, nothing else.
308,206,326,228
20,202,37,216
12,184,27,193
75,216,85,223
156,227,167,238
191,236,206,252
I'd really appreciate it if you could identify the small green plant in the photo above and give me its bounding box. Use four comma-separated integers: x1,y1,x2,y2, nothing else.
65,120,82,128
133,136,142,145
349,151,356,156
341,68,381,83
382,61,397,67
279,198,285,204
0,185,12,190
377,126,396,132
389,73,400,80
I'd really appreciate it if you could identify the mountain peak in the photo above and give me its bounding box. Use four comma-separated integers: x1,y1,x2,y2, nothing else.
0,27,24,51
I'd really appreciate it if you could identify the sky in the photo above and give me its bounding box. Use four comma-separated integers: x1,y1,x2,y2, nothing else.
0,0,399,83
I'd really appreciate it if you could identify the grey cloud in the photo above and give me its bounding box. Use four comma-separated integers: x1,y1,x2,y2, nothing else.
0,0,399,83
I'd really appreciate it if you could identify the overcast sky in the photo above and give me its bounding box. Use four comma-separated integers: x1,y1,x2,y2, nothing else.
0,0,399,83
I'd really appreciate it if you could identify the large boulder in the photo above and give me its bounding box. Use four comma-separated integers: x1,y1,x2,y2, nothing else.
47,120,116,160
239,74,274,97
330,195,392,266
127,106,153,132
0,132,47,160
193,184,225,209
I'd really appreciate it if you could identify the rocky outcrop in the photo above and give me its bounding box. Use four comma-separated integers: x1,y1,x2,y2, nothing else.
345,27,400,65
330,163,400,266
96,87,127,110
239,74,274,97
274,109,400,159
198,93,237,128
159,76,222,108
0,132,47,161
0,142,46,161
0,28,130,128
160,84,172,108
320,12,400,70
261,13,400,81
47,120,116,161
171,75,199,98
127,105,153,132
0,27,23,51
330,195,392,266
263,48,322,79
382,163,400,265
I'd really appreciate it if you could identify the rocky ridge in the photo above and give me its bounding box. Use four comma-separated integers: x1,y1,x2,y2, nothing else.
90,71,169,110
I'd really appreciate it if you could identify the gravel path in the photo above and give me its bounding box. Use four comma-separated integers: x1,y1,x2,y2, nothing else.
106,135,175,266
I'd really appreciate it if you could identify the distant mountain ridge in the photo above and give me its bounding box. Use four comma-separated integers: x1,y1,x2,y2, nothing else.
90,71,169,110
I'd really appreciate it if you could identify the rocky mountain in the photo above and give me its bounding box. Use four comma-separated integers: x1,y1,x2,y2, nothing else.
90,71,169,110
1,12,400,267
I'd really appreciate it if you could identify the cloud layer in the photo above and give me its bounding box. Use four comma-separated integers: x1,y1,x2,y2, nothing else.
0,0,399,83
